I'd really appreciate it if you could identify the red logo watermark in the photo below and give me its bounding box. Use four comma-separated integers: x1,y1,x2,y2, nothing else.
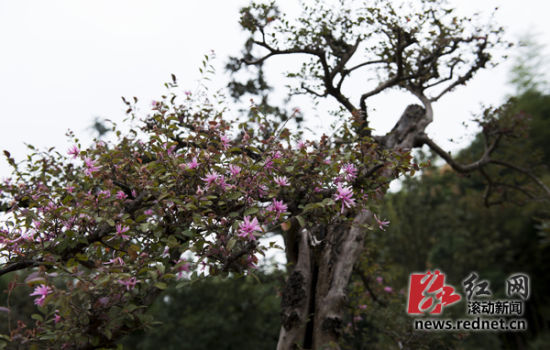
407,270,462,315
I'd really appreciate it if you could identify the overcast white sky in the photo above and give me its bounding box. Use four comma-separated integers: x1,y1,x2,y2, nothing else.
1,0,549,179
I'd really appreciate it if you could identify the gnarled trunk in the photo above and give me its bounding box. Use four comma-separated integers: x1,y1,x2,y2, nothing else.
277,211,371,349
277,228,313,349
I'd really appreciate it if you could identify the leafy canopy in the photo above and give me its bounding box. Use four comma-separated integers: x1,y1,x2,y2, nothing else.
0,62,413,347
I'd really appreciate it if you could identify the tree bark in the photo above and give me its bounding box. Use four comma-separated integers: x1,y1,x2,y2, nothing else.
278,228,313,350
312,210,371,349
277,212,371,349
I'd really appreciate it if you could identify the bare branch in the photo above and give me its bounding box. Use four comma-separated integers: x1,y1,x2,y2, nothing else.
329,37,362,82
299,83,327,98
0,260,40,277
430,38,490,102
423,60,460,90
417,134,490,173
489,160,550,198
243,40,323,66
345,59,386,75
479,167,505,207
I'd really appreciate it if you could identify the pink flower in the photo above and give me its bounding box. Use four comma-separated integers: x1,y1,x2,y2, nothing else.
359,304,367,310
115,224,130,240
84,157,94,168
67,145,80,159
175,260,191,280
273,176,290,187
257,184,268,197
264,159,274,171
65,185,75,193
267,199,287,220
297,141,306,150
342,163,358,182
116,191,128,200
229,164,241,177
186,157,199,170
54,310,61,324
384,286,393,293
218,175,232,191
164,143,177,156
118,277,138,291
238,216,261,240
201,171,219,187
353,315,363,322
242,131,250,143
30,284,52,307
20,230,35,242
376,276,383,284
144,209,154,216
374,214,390,231
84,158,99,177
220,134,231,150
105,257,125,266
334,183,356,213
152,100,159,109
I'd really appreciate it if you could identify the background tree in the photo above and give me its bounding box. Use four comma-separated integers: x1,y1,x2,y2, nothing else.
342,59,550,348
121,271,282,350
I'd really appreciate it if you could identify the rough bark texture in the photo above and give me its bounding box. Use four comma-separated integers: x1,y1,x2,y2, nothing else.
312,211,371,349
277,228,312,350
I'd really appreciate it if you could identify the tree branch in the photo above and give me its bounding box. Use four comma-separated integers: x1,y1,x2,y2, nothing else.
417,133,490,173
489,160,550,198
0,260,40,277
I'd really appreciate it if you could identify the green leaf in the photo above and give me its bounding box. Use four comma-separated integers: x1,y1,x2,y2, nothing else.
227,237,237,250
76,253,88,261
126,304,139,313
181,229,194,238
244,207,259,216
155,282,168,290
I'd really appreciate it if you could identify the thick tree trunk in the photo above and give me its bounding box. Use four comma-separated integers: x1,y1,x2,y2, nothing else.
277,228,313,350
277,211,371,349
312,211,370,349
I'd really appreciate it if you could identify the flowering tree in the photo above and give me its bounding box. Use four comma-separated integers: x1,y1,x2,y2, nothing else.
0,67,410,348
1,1,548,349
